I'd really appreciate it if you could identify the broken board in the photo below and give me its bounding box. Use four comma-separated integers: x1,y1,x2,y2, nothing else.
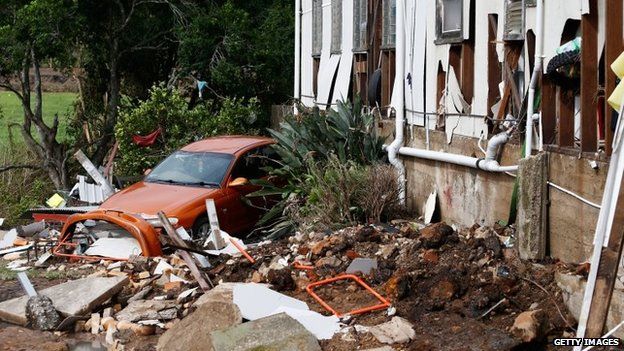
0,275,128,326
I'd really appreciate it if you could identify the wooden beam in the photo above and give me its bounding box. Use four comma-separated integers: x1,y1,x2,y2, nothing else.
158,211,213,291
584,168,624,337
604,0,624,155
558,87,576,147
461,41,475,103
541,75,557,145
580,0,598,152
503,44,523,113
487,15,501,119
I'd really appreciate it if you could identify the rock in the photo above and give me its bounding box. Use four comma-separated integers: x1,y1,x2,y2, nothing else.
384,273,411,300
251,271,263,283
138,271,151,279
116,320,134,331
101,316,116,331
311,238,331,256
368,317,415,344
346,258,378,275
210,313,321,351
363,347,395,351
356,226,381,243
25,295,62,331
157,301,242,351
315,256,342,268
194,283,236,306
3,252,24,260
510,309,547,342
266,268,295,291
164,281,183,292
91,312,101,334
345,250,360,260
429,280,456,300
131,323,156,336
115,300,178,322
484,236,502,257
419,222,453,249
422,249,439,264
378,244,397,260
474,226,495,239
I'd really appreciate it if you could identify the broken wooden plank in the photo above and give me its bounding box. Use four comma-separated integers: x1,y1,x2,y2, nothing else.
74,150,115,197
580,0,598,152
557,87,575,147
604,0,624,155
157,211,213,291
205,199,226,250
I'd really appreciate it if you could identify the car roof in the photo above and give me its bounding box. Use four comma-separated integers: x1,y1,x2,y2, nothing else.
180,135,275,155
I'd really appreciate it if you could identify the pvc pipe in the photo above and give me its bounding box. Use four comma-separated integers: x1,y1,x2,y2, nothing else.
525,0,544,157
294,0,301,101
387,0,406,204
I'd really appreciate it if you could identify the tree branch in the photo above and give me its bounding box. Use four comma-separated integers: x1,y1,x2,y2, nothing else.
0,164,41,173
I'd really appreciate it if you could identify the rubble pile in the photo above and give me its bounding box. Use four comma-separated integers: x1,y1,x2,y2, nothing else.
0,220,580,350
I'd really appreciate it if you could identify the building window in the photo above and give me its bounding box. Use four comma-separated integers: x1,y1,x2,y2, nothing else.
435,0,463,44
312,0,322,56
503,0,525,41
382,0,396,48
353,0,367,52
331,0,342,53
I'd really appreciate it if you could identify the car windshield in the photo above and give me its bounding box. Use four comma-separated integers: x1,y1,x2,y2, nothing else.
145,151,233,187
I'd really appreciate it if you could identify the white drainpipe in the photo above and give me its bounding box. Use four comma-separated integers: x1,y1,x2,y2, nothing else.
387,0,406,203
526,0,544,156
390,131,518,173
294,0,302,101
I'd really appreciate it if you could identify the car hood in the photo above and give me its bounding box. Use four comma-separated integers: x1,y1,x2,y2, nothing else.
99,181,218,216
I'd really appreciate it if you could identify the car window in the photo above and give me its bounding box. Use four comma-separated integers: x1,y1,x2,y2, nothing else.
145,151,234,186
231,146,276,180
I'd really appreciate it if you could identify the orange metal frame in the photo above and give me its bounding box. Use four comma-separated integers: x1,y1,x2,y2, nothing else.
305,274,391,317
53,210,163,261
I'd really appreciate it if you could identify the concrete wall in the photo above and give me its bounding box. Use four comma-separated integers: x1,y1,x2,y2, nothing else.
380,121,608,264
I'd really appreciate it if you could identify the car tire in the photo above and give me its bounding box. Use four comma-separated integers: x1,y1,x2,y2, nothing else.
192,216,211,240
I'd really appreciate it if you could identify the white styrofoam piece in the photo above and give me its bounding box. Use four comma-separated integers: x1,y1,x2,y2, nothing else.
0,229,18,249
169,274,188,284
233,283,309,321
424,190,437,224
154,260,174,275
270,306,342,340
205,231,247,257
85,237,141,260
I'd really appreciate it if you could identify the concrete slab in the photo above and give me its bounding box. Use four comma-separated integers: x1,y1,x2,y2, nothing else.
0,275,128,326
115,300,178,322
210,312,321,351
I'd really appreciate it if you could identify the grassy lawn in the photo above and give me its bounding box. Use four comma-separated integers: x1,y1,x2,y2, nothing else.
0,92,76,146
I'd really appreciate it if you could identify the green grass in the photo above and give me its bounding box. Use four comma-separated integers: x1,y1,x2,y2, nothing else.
0,92,76,146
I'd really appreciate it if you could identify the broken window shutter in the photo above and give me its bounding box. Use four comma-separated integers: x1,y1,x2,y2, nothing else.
382,0,396,48
504,0,525,41
331,0,342,53
312,0,322,56
353,0,367,52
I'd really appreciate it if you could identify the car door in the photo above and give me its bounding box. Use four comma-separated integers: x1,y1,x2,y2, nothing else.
221,146,273,234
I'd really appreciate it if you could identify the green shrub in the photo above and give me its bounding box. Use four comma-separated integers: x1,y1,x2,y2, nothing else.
115,84,261,175
249,98,390,238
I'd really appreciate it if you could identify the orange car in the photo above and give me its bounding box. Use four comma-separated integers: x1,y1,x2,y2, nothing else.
55,136,276,258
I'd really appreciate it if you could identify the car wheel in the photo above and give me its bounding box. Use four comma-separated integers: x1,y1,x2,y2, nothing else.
192,217,211,240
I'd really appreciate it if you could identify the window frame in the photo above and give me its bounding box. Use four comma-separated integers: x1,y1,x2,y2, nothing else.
435,0,464,45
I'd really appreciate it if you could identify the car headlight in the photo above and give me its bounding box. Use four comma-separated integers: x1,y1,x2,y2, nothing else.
139,214,178,227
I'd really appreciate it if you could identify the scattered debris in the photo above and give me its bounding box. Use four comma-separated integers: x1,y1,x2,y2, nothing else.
346,258,378,275
367,316,415,344
510,309,547,342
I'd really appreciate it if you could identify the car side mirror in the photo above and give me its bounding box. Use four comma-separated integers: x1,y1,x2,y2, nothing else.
228,177,249,188
144,168,152,176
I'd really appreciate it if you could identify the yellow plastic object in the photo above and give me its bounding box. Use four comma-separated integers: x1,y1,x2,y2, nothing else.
608,80,624,111
46,193,66,208
611,51,624,79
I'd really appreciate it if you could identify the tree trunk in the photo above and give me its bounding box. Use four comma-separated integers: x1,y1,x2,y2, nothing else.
91,37,121,166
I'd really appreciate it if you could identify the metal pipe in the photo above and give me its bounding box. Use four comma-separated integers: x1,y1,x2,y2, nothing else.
525,0,544,157
387,0,406,204
548,181,601,209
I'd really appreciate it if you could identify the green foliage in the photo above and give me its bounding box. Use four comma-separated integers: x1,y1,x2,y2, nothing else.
177,0,294,105
115,84,260,175
250,99,388,238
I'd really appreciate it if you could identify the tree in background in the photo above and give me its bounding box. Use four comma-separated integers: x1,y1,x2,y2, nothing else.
0,0,81,188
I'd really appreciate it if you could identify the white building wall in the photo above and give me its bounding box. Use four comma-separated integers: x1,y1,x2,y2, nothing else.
296,0,598,140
